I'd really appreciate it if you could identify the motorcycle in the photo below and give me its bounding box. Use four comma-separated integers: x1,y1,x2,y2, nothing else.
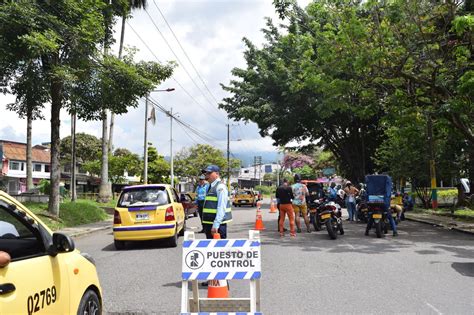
367,203,386,238
310,198,344,240
356,195,368,223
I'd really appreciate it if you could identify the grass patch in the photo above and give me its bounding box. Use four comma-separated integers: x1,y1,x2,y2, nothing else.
23,200,108,231
412,206,474,222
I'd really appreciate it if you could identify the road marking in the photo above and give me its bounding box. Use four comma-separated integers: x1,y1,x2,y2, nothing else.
425,302,443,314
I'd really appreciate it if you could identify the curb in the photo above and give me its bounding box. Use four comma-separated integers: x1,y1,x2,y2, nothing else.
405,216,474,236
57,219,112,239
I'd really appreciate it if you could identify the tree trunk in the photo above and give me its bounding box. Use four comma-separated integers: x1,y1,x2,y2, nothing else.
71,111,77,202
26,109,33,191
48,80,62,216
108,15,127,155
98,110,111,203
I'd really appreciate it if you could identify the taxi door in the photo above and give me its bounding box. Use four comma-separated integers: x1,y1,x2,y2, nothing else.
0,200,70,314
171,188,185,228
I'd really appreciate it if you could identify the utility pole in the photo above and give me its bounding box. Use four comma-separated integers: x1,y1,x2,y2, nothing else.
143,95,149,184
427,113,437,209
227,123,230,189
170,107,174,188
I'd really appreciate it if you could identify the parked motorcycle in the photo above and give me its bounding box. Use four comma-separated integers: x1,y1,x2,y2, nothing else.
356,195,368,223
311,199,344,239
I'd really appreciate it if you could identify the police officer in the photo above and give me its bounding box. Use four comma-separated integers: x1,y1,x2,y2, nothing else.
201,165,232,239
195,174,209,233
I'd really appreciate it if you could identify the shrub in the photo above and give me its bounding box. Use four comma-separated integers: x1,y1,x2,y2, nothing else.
59,200,108,226
255,185,276,196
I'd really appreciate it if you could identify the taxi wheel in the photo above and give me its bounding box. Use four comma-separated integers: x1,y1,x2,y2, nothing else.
77,289,101,315
114,240,125,250
168,230,178,247
179,220,186,237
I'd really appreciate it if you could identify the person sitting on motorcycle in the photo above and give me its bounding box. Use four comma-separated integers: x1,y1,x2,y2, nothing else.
365,203,398,236
402,193,414,212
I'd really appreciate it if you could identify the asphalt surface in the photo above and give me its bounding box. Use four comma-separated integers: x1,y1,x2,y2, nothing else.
74,204,474,314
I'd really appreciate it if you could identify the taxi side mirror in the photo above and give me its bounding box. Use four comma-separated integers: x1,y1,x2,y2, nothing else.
48,233,75,257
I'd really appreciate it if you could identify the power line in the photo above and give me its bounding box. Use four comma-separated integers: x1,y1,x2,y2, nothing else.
142,8,227,121
153,0,222,106
126,21,224,123
147,96,222,146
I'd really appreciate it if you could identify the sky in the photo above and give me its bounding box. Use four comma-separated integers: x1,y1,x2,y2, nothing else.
0,0,311,166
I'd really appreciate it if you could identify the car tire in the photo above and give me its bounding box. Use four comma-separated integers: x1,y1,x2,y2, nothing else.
179,220,186,237
77,289,101,315
114,239,125,250
168,230,178,248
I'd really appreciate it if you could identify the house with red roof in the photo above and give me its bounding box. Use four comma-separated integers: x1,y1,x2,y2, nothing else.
0,140,51,194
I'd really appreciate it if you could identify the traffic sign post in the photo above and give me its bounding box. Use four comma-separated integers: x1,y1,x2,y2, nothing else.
180,230,262,314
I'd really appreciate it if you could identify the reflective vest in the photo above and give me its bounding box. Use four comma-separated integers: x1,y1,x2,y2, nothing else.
202,181,232,225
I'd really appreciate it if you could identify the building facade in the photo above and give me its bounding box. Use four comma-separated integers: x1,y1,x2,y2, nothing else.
0,140,51,194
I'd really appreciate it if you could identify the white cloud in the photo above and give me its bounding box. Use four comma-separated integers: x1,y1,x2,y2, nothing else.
0,0,311,159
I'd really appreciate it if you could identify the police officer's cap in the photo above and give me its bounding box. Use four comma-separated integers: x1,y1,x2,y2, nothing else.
201,165,220,174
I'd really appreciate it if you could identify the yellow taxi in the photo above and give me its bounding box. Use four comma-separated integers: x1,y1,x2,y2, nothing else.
113,184,186,249
232,190,257,207
0,191,102,314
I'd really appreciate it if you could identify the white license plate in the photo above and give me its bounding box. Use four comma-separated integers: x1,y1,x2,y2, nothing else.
240,200,247,203
136,213,149,221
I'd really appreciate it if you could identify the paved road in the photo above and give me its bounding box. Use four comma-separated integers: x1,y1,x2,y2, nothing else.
75,204,474,314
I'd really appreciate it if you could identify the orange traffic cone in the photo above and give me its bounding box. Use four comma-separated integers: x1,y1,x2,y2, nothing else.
208,232,230,298
254,203,266,230
207,279,229,298
269,198,277,213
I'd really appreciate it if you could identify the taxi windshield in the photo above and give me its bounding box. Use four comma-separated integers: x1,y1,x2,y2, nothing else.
236,191,253,197
118,187,170,207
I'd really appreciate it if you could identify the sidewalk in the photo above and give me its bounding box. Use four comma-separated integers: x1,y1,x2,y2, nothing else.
56,216,112,238
405,212,474,235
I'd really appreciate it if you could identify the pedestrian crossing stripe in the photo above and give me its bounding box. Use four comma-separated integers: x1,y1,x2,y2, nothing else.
183,240,260,248
182,271,261,280
180,313,263,315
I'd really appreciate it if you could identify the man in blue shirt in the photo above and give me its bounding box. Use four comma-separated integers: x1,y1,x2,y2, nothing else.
195,174,209,233
201,165,232,239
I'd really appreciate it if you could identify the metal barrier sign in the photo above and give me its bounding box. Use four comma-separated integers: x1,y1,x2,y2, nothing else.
182,238,261,281
181,230,262,314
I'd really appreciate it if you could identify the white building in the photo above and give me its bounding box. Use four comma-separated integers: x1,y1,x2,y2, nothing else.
238,163,281,188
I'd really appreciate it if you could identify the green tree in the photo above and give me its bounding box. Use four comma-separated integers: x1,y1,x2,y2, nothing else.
221,2,386,183
147,145,170,184
60,133,102,164
174,144,229,184
0,1,174,214
5,61,47,191
109,0,149,154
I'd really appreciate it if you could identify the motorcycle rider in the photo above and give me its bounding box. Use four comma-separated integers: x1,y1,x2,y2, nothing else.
365,182,398,237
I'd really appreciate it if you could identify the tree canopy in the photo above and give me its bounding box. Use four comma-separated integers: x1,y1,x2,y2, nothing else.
0,1,174,213
221,0,473,187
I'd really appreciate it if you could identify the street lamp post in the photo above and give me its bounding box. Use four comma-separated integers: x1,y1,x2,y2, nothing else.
143,88,175,184
226,123,241,189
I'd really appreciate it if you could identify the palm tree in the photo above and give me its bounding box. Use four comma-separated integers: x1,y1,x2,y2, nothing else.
108,0,148,155
99,0,148,203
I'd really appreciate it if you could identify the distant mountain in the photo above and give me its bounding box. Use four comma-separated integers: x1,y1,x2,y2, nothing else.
164,150,282,167
232,151,283,167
